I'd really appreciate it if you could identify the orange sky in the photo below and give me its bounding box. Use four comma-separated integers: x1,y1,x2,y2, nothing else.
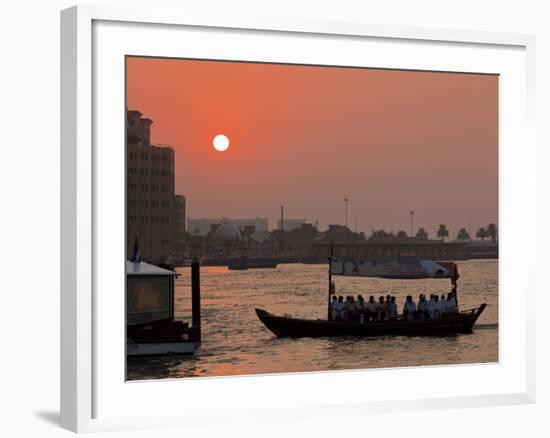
126,57,498,237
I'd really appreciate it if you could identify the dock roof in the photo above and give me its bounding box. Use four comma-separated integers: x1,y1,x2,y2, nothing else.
126,261,176,276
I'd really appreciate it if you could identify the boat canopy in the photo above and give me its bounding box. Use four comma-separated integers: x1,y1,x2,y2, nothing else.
329,257,458,280
126,261,176,276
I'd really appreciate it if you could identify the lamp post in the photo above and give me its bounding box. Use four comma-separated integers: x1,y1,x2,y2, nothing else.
280,205,284,251
410,210,414,237
344,198,349,229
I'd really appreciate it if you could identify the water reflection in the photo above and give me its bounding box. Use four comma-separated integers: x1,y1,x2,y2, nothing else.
127,260,498,380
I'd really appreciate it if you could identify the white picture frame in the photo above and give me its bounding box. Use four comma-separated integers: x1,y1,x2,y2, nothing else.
60,4,536,433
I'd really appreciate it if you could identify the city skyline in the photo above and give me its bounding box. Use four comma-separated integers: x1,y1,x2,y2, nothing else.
126,57,498,236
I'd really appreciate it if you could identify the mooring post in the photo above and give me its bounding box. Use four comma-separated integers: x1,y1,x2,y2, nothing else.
191,258,201,341
328,242,334,320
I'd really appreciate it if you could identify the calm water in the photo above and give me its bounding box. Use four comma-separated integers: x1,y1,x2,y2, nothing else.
127,259,498,380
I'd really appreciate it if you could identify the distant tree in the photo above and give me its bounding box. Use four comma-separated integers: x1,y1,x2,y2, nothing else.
456,228,470,241
396,230,408,239
369,229,396,240
486,223,498,242
437,224,449,241
476,227,488,241
415,228,428,240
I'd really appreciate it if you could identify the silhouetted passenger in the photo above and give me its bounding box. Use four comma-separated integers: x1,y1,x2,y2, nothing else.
336,295,345,320
345,296,356,322
389,296,398,320
377,296,387,321
356,295,366,324
417,294,429,319
331,295,338,321
403,295,416,320
444,292,458,314
440,294,447,315
365,295,378,322
429,294,441,319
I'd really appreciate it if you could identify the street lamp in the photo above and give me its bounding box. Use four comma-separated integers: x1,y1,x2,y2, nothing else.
344,198,349,229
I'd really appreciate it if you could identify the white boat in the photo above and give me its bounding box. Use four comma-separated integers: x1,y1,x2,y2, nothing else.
127,338,196,356
127,260,200,356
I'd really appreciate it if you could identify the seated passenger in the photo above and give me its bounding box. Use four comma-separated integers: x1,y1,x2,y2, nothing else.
345,296,356,322
429,294,441,319
445,292,458,314
440,294,447,315
417,294,429,319
356,295,366,324
349,296,357,322
330,295,338,321
389,296,398,321
377,296,387,321
336,295,345,320
403,295,416,320
384,294,391,319
365,295,378,322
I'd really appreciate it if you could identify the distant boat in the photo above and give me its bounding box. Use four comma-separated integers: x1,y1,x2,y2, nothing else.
228,260,278,270
228,263,249,270
249,262,278,269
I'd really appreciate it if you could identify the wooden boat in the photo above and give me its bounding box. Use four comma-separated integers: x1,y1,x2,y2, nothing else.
228,263,249,270
256,305,486,338
228,260,278,270
255,246,488,338
249,262,278,269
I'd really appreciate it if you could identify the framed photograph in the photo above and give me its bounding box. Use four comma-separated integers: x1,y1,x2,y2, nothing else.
61,5,536,433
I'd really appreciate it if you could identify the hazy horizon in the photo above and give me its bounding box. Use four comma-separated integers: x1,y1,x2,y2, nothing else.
126,57,498,238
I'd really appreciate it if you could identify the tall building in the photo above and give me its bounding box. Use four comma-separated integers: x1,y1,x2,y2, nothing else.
187,217,269,236
127,110,175,263
173,195,187,257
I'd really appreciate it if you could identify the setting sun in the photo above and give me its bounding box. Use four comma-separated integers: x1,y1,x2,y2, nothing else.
213,134,230,152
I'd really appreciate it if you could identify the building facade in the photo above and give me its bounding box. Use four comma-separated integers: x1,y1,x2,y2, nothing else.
173,194,187,258
187,217,269,236
308,240,469,262
276,218,306,231
127,110,175,263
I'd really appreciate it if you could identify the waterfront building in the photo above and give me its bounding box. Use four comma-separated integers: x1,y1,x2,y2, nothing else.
127,110,175,263
173,195,187,258
276,218,306,231
308,240,470,262
188,217,269,236
320,224,363,243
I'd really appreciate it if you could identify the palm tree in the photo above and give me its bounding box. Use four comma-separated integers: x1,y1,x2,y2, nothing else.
369,229,393,240
456,228,470,241
415,228,428,240
476,227,487,241
396,230,408,239
437,224,449,241
486,223,498,242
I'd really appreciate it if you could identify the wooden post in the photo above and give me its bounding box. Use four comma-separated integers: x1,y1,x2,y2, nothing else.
280,205,284,252
191,258,201,340
328,242,334,320
452,264,459,310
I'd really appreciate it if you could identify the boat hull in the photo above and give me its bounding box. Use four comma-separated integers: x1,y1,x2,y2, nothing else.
255,304,486,338
127,341,197,356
